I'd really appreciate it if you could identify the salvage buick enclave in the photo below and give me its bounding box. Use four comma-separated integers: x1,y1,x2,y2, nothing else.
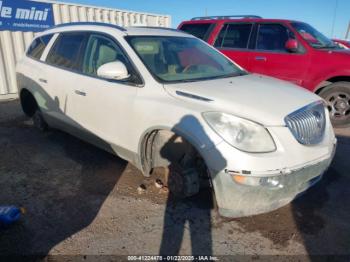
16,23,336,217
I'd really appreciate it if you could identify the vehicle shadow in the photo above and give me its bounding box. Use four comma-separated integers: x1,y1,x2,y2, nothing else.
159,115,227,256
0,125,127,257
292,134,350,259
0,78,128,257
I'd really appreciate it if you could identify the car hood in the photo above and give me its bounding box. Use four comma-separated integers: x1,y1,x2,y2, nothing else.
164,74,322,126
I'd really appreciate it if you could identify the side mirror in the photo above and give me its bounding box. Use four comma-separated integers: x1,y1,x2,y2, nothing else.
285,39,299,53
97,61,130,80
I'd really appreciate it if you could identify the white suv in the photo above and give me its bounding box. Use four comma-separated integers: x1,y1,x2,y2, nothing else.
16,22,337,217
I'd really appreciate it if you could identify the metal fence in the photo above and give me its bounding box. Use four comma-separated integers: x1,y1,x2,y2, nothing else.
0,0,171,97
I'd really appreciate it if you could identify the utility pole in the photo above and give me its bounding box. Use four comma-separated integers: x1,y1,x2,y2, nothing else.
346,21,350,39
331,0,339,37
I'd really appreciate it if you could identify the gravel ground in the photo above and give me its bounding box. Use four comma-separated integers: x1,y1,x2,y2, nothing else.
0,100,349,260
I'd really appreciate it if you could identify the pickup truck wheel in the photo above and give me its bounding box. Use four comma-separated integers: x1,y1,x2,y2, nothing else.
33,110,49,132
319,82,350,127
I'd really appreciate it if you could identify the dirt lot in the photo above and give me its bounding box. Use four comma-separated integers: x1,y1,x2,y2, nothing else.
0,99,350,260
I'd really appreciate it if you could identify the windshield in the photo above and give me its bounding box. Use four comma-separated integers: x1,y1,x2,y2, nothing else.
292,22,337,49
126,36,245,83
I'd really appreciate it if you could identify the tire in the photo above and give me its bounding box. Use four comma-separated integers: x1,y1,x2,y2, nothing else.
319,81,350,127
33,110,49,132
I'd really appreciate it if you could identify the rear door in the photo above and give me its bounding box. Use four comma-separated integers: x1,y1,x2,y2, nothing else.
213,23,254,70
44,32,88,129
178,22,215,42
248,23,310,85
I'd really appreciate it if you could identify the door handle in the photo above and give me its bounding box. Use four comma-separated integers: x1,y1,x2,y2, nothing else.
38,78,47,84
75,90,86,96
255,56,267,61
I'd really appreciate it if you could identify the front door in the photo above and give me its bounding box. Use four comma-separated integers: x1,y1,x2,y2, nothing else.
248,23,310,86
68,33,141,152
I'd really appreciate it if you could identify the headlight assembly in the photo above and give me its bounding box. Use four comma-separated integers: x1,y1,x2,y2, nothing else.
203,112,276,153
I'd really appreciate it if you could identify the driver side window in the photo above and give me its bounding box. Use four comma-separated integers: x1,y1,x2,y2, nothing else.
256,24,295,52
83,34,129,77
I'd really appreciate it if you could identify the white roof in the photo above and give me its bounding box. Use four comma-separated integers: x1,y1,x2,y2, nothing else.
40,23,192,38
125,27,191,37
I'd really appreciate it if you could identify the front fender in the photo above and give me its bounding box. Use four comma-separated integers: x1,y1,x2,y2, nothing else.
311,69,350,92
137,115,223,175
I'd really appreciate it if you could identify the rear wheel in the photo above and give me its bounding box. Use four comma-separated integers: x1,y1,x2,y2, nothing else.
20,89,38,117
319,82,350,127
33,110,49,132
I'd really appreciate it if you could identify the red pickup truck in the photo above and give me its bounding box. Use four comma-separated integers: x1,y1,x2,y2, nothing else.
178,16,350,127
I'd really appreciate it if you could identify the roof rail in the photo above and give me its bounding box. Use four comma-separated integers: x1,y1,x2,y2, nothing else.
191,15,262,21
52,22,127,31
129,26,184,33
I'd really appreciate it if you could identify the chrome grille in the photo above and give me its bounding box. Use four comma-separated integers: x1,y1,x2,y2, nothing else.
285,102,326,145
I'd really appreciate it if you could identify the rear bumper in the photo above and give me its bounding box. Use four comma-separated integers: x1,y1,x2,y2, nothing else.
210,143,336,218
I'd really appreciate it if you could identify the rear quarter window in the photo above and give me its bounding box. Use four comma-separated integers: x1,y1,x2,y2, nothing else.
179,23,213,40
27,34,54,60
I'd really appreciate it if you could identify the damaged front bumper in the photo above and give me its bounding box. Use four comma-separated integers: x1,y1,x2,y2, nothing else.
209,143,336,218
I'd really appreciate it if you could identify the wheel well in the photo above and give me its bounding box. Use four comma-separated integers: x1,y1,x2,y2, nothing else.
315,76,350,94
140,129,205,176
20,89,38,117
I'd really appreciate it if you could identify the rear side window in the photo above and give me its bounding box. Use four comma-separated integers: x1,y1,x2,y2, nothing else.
215,24,252,49
179,23,213,40
27,34,53,60
46,33,86,71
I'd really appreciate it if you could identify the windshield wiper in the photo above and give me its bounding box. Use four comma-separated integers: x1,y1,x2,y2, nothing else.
166,71,247,83
204,71,247,80
313,44,338,49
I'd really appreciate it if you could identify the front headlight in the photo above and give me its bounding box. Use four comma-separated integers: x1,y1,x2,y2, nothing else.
203,112,276,153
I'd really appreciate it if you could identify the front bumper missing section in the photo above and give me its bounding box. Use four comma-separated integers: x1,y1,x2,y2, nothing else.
211,145,336,218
